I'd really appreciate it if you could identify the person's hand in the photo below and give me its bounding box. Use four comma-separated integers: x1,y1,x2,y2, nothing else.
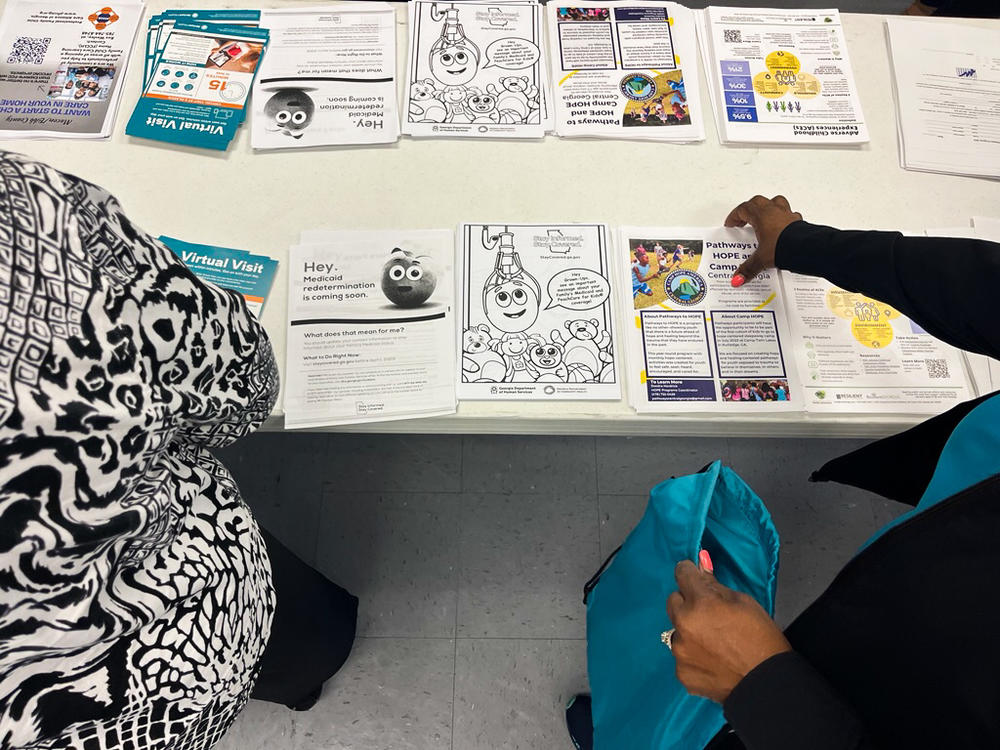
666,556,792,704
724,195,803,287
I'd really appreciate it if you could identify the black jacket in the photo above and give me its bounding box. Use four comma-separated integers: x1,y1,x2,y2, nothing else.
718,222,1000,750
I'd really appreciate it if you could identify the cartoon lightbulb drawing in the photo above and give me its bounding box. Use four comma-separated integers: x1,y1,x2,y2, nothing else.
428,3,481,87
481,226,541,334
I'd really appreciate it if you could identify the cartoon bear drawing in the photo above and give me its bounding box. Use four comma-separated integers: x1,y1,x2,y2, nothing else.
462,324,506,382
551,319,613,380
487,76,540,123
527,340,568,382
463,88,500,123
409,79,447,122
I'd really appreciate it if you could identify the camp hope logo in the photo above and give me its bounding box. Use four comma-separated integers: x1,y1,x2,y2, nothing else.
619,73,656,101
663,269,707,306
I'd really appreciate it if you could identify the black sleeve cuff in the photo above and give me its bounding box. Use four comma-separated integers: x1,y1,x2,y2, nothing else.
723,651,873,750
774,220,836,275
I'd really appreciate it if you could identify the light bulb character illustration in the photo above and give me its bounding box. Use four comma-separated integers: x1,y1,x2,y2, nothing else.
428,3,481,88
481,226,541,334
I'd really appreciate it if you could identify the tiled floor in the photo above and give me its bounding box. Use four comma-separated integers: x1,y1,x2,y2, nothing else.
213,433,909,750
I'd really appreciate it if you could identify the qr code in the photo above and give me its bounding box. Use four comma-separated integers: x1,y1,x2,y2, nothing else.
723,29,742,44
7,36,51,65
926,358,950,379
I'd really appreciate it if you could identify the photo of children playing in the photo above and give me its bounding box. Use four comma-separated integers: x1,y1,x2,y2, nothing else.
720,379,790,402
557,7,611,21
47,66,115,101
623,72,690,127
630,238,702,309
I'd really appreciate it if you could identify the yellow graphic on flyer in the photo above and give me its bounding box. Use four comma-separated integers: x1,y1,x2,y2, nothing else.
752,50,822,104
826,288,900,349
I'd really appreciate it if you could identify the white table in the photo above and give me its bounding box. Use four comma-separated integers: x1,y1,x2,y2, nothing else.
8,4,999,437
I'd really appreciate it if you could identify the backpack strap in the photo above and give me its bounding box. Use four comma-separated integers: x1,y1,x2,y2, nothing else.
583,544,622,605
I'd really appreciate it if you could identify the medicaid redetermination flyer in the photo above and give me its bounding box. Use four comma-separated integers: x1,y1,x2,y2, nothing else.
283,230,456,429
251,4,399,149
620,226,800,412
698,7,868,144
459,223,620,401
780,272,971,413
546,2,704,142
0,0,144,138
404,0,545,139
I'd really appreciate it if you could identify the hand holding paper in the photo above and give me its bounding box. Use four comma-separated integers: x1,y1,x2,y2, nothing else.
724,195,803,285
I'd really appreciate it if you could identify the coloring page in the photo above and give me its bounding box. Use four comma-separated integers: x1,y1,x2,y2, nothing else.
459,223,620,400
404,0,545,138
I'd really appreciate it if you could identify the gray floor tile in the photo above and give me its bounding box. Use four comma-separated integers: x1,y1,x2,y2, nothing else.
728,438,882,625
213,699,294,748
461,435,597,495
453,639,588,750
457,493,600,638
213,433,330,565
596,436,728,495
597,494,648,558
316,492,460,638
321,434,464,493
218,637,455,750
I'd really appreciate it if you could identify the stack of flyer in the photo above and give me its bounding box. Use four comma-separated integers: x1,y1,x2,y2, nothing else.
696,7,868,145
251,4,399,149
618,226,971,415
126,11,269,150
283,230,457,428
886,18,1000,179
0,0,144,139
402,0,553,139
544,2,704,142
160,235,278,318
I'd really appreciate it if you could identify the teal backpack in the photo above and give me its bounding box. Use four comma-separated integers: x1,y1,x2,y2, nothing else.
584,461,780,749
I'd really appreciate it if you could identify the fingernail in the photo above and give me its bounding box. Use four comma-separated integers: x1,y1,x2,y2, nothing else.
699,549,714,573
731,274,745,288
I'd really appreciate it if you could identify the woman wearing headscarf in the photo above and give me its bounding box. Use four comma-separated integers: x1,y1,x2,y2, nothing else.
0,151,356,749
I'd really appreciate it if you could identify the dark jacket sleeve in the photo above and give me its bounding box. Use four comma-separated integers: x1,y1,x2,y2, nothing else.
723,652,879,750
775,221,1000,359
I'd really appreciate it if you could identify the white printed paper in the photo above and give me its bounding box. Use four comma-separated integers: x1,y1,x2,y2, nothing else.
404,0,545,138
284,230,456,428
973,216,1000,242
620,226,800,411
781,271,971,412
251,5,399,149
459,223,619,400
886,18,1000,179
698,7,868,144
546,2,703,141
0,0,144,138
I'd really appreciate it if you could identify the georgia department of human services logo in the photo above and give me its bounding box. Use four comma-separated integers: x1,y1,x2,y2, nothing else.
664,269,707,305
620,73,656,101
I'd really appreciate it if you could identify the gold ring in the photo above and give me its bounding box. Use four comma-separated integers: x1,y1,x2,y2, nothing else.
660,628,676,650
